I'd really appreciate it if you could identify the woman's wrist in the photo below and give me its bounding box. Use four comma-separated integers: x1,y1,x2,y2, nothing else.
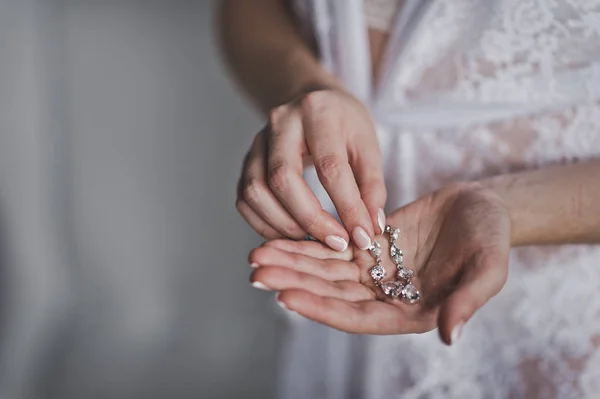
473,160,600,247
275,46,361,109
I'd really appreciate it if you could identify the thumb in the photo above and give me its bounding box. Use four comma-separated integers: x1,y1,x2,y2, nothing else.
437,250,509,346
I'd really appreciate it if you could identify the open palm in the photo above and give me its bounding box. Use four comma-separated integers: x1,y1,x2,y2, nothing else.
249,183,511,344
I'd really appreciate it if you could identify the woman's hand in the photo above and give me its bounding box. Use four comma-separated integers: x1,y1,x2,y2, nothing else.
248,183,511,344
236,88,386,251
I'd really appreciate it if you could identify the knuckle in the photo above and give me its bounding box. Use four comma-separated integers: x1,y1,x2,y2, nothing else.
337,203,361,219
268,105,289,128
302,213,320,233
268,163,290,193
301,90,331,113
256,225,274,240
281,222,303,239
321,261,337,277
315,154,344,184
242,179,264,204
360,178,386,196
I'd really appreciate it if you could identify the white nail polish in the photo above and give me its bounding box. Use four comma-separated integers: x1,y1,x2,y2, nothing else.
250,262,259,268
377,209,386,234
324,235,348,252
275,293,288,310
252,281,270,291
451,322,464,345
352,227,371,250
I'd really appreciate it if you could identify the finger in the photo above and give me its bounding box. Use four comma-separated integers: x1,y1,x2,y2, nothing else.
301,93,374,249
277,289,422,334
240,131,307,239
350,136,387,234
250,267,373,302
266,106,350,250
235,198,282,239
249,246,359,281
262,239,353,261
437,251,509,346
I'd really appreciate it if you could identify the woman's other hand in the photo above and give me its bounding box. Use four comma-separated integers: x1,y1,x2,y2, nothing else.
248,183,511,345
237,88,386,251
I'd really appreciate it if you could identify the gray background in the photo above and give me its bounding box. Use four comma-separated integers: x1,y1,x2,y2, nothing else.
0,1,283,398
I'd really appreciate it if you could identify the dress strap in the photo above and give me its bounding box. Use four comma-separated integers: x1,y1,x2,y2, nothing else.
330,0,372,104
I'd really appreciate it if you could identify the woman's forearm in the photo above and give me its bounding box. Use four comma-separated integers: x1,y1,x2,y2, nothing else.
480,159,600,246
217,0,342,114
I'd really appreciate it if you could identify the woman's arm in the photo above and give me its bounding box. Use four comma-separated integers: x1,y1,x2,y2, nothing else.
217,0,342,113
217,0,387,251
482,159,600,246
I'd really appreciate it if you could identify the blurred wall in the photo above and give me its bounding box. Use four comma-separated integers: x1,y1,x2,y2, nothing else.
0,1,282,398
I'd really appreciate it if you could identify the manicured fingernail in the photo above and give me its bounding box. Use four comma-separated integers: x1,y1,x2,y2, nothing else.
377,209,386,234
324,235,348,252
450,322,464,345
275,293,288,310
252,281,270,291
250,262,259,268
352,227,371,250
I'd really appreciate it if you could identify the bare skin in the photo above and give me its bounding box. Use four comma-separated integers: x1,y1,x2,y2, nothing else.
249,183,511,345
250,161,600,344
218,0,600,344
218,0,392,250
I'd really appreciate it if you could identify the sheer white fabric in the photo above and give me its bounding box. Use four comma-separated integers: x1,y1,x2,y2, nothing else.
282,1,600,398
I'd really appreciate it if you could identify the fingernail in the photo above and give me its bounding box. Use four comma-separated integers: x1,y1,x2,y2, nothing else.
275,293,288,310
352,227,371,250
324,235,348,252
377,209,386,234
450,322,464,345
252,281,270,291
250,262,259,268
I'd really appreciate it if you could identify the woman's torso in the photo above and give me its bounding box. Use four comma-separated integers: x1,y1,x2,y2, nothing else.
291,0,600,203
283,1,600,397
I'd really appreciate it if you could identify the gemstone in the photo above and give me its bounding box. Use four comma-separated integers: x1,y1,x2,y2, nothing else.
369,241,382,256
381,281,402,297
390,245,403,264
401,284,420,304
370,264,387,281
397,268,414,280
369,243,382,257
390,228,401,240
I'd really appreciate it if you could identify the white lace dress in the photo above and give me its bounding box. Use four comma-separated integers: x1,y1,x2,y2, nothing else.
280,1,600,398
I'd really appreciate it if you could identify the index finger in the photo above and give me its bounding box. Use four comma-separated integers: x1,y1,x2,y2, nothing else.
301,94,376,249
266,107,350,251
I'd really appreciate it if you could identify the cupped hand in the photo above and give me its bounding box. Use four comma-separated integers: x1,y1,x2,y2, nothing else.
248,183,511,345
236,88,386,251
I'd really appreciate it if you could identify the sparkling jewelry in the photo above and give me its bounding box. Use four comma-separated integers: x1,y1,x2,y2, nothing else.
368,225,421,304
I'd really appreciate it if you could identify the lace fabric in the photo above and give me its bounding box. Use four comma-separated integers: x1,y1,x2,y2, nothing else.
372,104,600,399
282,1,600,398
396,0,600,106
